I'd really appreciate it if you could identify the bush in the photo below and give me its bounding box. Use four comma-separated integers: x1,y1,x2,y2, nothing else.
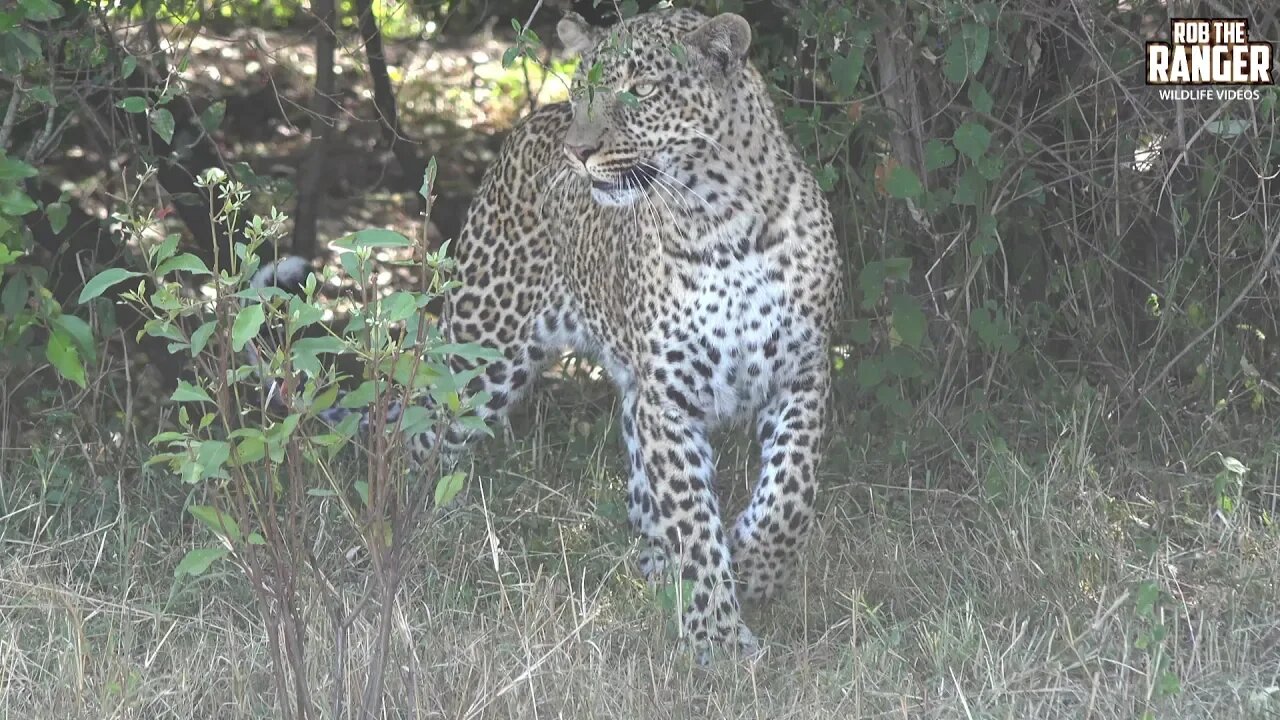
78,164,496,719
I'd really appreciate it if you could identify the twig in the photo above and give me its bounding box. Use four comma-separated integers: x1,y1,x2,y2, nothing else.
0,85,22,150
521,0,547,36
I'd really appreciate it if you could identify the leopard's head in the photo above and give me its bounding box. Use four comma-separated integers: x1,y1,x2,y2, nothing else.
557,8,752,207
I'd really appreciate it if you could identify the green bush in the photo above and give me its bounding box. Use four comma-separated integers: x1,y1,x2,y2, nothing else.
77,164,496,718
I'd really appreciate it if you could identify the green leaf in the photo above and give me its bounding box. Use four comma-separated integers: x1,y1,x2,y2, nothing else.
977,154,1005,181
343,248,372,286
967,80,994,114
292,336,347,354
953,122,992,161
334,228,413,250
434,472,466,507
53,314,96,363
28,86,56,105
183,440,231,483
890,293,926,349
857,261,886,310
6,29,42,67
339,380,377,408
655,579,696,619
200,100,226,133
379,291,418,323
116,96,148,114
971,214,998,256
156,253,212,277
952,167,985,206
18,0,63,21
962,24,990,75
883,165,923,199
232,434,266,465
188,504,242,543
2,270,29,314
0,187,37,215
190,320,217,356
942,23,990,84
456,414,494,438
831,46,865,98
45,328,87,387
172,380,214,404
924,139,956,171
287,294,324,327
291,336,347,376
943,37,969,84
0,155,38,181
231,303,264,352
45,202,69,233
174,547,229,577
121,55,137,79
150,234,180,263
150,108,175,144
419,156,438,200
312,385,340,414
430,342,503,363
150,431,188,446
1156,671,1181,697
147,319,186,344
79,268,143,303
814,165,838,192
400,405,433,435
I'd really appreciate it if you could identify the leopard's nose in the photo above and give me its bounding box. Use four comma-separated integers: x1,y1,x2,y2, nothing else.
564,143,598,164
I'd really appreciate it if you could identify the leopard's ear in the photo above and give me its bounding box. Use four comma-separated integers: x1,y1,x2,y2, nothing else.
557,12,600,56
683,13,751,74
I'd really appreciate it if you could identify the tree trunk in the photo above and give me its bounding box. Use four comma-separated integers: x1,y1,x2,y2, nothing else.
352,0,425,197
293,0,340,258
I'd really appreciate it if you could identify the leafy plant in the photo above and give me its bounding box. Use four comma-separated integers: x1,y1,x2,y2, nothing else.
1,152,98,389
79,162,495,719
1133,579,1182,713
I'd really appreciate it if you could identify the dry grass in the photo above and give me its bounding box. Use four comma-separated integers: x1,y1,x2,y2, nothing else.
2,389,1278,720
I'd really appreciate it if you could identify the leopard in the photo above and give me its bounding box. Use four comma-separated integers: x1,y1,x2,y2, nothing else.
256,6,842,662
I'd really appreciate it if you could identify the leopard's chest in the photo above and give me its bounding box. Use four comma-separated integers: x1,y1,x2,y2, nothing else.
676,250,794,426
559,202,807,424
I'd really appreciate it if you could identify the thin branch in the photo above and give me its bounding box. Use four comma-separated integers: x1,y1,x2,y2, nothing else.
0,86,22,150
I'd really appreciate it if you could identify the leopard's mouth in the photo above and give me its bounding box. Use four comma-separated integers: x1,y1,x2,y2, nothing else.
591,163,657,193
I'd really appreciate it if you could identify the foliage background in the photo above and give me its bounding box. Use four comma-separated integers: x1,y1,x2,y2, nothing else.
1,0,1278,717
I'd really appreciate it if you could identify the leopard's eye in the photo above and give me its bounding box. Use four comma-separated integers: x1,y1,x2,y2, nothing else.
632,82,657,98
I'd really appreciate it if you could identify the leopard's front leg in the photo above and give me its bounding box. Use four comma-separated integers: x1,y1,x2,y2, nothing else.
628,376,757,662
731,358,830,601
